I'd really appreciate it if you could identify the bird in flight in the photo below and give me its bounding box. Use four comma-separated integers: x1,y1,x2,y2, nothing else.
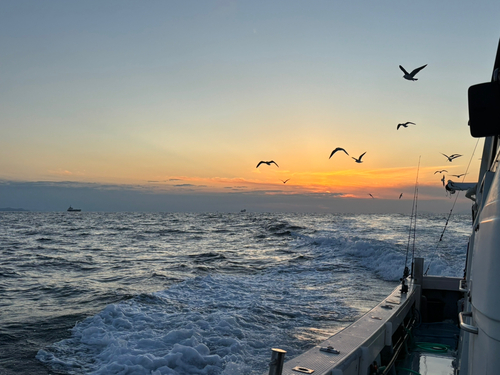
397,122,415,130
256,160,279,168
399,193,403,199
352,152,366,163
434,170,448,174
280,179,290,184
441,175,446,186
369,194,375,199
451,173,467,178
399,64,427,81
329,147,349,158
441,153,462,162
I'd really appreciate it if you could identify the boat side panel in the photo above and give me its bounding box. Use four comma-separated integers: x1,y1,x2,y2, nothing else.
470,318,500,375
471,167,500,326
466,150,500,374
421,276,461,291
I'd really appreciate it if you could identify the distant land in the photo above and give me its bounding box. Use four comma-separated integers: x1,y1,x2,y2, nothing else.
0,207,29,211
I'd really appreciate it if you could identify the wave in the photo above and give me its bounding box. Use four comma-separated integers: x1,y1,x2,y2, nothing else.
36,274,358,375
289,217,468,282
22,213,471,375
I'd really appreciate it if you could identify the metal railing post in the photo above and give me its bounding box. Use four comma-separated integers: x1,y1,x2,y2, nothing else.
268,348,286,375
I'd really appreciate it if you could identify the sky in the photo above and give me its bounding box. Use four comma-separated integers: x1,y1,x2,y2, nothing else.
1,1,499,213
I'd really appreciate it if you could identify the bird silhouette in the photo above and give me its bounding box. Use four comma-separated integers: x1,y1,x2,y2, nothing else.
352,152,366,163
369,194,374,199
399,193,403,199
399,64,427,81
280,179,290,184
434,170,448,174
441,153,462,162
441,175,446,186
451,173,467,178
256,160,279,168
397,122,415,130
329,147,349,158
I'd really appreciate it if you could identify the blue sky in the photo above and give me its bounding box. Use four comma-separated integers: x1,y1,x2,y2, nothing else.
1,1,498,212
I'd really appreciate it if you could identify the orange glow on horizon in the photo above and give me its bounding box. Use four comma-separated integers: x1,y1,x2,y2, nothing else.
143,164,451,200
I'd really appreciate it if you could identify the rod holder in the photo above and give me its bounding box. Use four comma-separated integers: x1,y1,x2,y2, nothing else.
268,348,287,375
413,258,424,285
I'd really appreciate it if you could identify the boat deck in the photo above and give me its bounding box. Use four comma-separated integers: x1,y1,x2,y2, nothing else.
398,352,454,375
265,273,463,375
395,322,459,375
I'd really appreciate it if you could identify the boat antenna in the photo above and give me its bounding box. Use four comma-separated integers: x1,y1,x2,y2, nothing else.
424,139,480,275
402,156,420,293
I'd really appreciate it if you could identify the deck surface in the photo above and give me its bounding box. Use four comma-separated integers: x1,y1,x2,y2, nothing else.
397,352,455,375
396,321,459,375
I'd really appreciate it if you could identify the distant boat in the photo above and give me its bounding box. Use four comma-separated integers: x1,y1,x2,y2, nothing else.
240,209,246,213
67,206,81,212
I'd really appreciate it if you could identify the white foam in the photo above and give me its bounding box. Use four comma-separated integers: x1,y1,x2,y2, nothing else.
37,274,360,374
291,215,469,281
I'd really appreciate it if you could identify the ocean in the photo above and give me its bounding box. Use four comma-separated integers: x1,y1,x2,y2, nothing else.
0,212,470,375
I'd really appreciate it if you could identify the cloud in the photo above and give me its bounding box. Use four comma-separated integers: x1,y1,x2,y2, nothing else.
145,168,445,200
47,169,85,177
0,179,474,214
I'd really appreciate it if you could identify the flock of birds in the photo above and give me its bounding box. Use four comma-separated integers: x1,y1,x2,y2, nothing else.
255,64,465,199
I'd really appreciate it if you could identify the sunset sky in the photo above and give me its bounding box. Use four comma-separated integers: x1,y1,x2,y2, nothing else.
1,1,499,212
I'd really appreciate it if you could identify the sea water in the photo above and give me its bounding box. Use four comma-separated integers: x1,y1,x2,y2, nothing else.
0,212,470,375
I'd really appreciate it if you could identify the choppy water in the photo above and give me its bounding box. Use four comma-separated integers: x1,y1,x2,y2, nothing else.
0,212,471,374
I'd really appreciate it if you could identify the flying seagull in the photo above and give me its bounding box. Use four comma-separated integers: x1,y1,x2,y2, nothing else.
451,173,467,178
434,170,448,174
399,193,403,199
441,175,446,186
397,122,415,130
329,147,349,158
256,160,279,168
369,194,374,199
352,152,366,163
399,64,427,81
441,153,462,162
280,179,290,184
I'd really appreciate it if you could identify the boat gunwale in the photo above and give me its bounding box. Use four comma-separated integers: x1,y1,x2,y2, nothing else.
277,280,420,375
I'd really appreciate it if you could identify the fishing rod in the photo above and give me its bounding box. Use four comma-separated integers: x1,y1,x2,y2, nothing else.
402,156,421,293
411,157,420,276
